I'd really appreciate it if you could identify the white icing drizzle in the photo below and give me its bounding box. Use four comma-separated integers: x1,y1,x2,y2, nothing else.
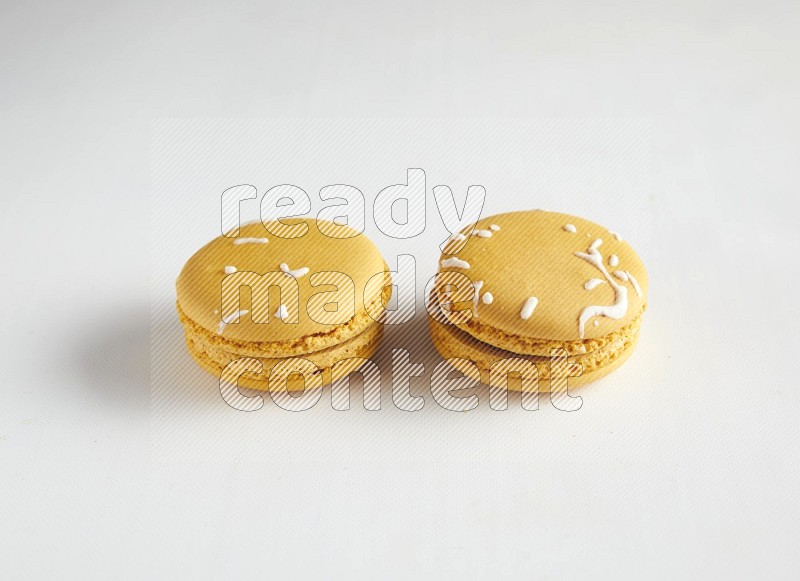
280,262,309,278
613,270,629,282
274,304,289,321
224,265,237,274
610,231,623,241
489,224,500,231
584,278,606,291
520,297,538,320
627,271,642,297
609,254,619,267
233,237,269,245
472,280,484,314
594,320,600,327
441,257,471,269
574,239,628,339
472,229,492,238
482,292,494,304
563,224,577,233
217,309,249,335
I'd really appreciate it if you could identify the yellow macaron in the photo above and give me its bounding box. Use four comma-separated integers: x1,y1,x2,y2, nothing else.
176,219,391,390
428,210,648,390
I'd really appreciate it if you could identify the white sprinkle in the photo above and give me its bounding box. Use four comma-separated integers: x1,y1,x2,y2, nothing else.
280,263,309,278
224,265,237,274
594,320,600,327
213,309,219,315
441,257,471,269
627,271,643,297
274,304,289,321
472,229,492,238
233,237,268,245
613,270,629,282
217,309,249,335
563,224,577,233
590,238,603,250
448,232,466,242
584,278,606,291
609,255,619,267
520,297,538,320
489,224,500,231
610,231,623,241
482,292,494,304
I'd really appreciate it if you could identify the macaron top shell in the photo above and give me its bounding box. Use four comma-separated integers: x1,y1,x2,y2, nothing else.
176,219,389,344
437,210,648,343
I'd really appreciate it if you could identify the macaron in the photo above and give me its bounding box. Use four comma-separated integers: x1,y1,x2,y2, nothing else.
176,219,391,391
428,210,648,390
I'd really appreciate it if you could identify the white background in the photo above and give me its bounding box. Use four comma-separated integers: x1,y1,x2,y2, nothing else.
2,1,799,579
